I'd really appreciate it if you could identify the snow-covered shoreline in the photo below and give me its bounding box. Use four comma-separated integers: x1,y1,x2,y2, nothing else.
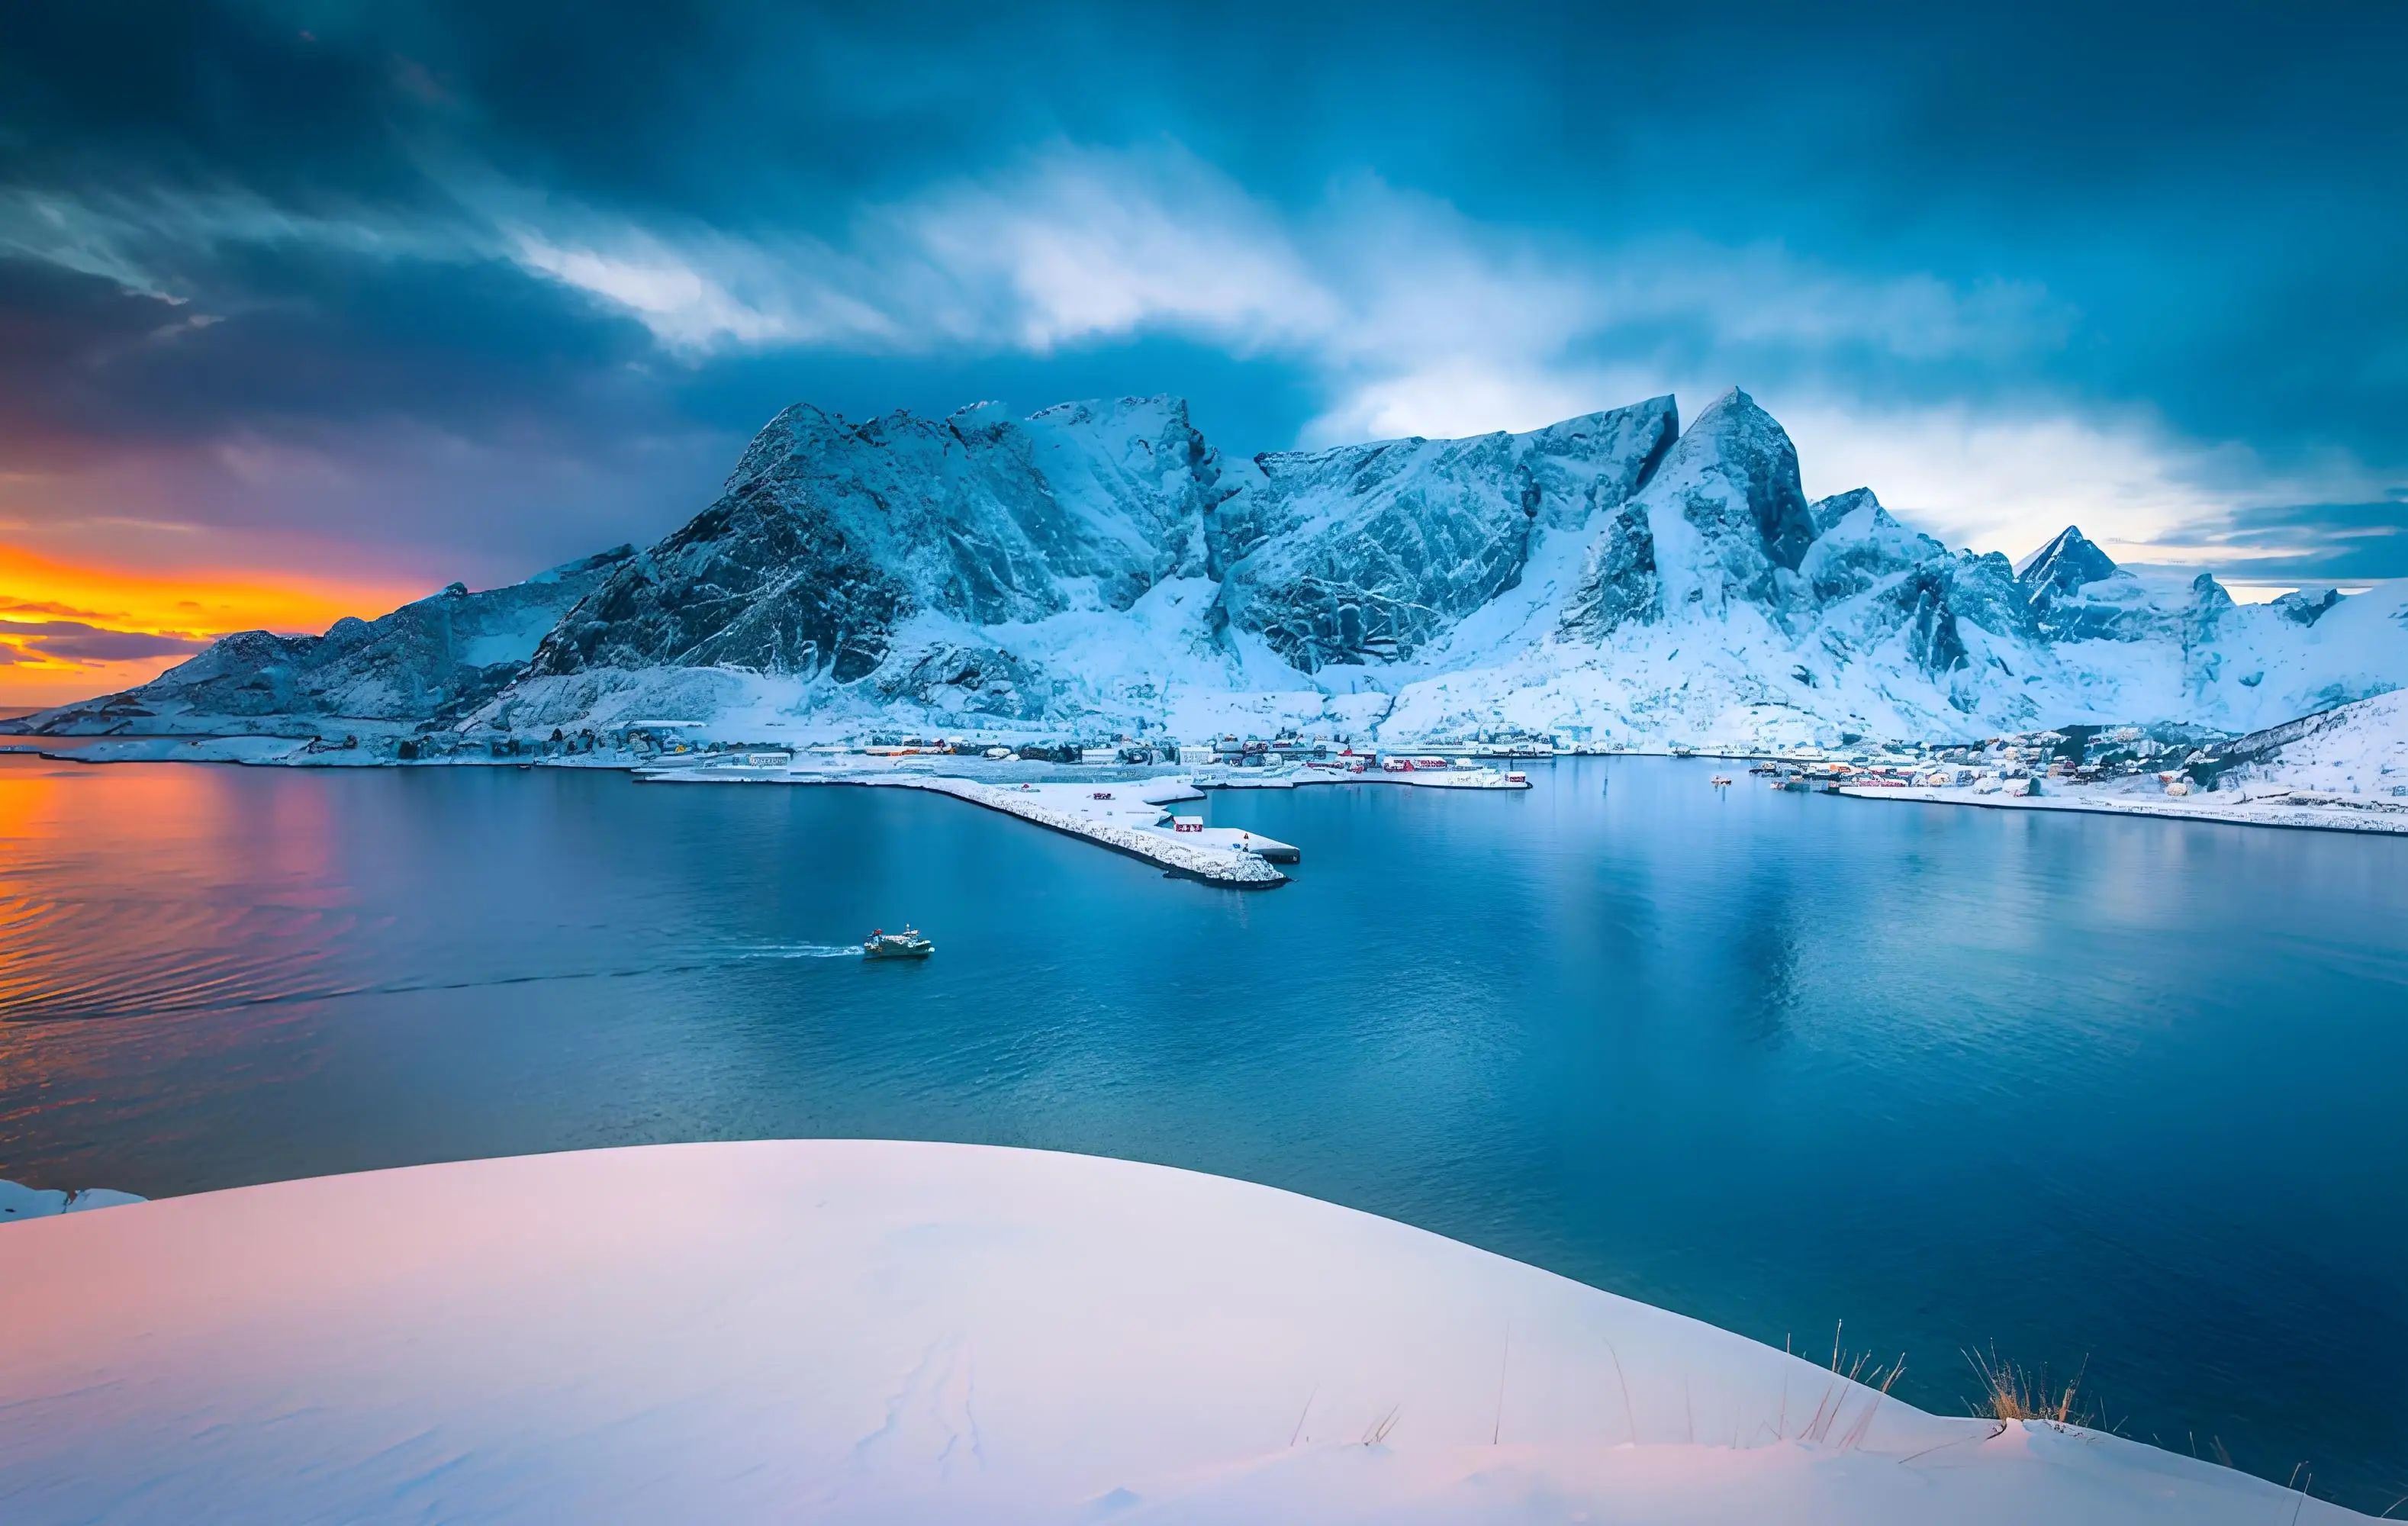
1837,781,2408,836
0,1180,145,1223
0,1141,2365,1523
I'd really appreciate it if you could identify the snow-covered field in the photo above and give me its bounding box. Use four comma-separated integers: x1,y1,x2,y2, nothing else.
0,1141,2364,1523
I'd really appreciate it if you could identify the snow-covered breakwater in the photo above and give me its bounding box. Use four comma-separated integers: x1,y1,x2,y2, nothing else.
1196,763,1531,790
645,768,1290,887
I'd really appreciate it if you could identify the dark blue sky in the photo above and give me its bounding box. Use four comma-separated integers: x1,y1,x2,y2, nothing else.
5,1,2404,595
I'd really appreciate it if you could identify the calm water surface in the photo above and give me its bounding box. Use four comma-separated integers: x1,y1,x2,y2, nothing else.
2,753,2403,1507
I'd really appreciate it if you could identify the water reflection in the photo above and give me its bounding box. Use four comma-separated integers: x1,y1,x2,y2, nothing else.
2,754,2405,1507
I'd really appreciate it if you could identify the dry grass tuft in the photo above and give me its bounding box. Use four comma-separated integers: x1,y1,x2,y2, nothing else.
1793,1321,1908,1449
1967,1345,2091,1428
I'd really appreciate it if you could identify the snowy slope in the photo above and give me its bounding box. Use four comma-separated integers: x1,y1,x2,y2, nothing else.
0,1141,2367,1524
2216,688,2408,797
18,389,2408,751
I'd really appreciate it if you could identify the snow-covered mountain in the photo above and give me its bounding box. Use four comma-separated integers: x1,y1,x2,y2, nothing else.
18,546,633,736
16,389,2408,749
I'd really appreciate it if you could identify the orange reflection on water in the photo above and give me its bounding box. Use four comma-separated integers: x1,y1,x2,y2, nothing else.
0,760,349,1029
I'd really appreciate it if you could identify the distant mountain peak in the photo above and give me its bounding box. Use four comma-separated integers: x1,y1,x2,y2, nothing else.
2015,525,2117,597
1808,487,1884,537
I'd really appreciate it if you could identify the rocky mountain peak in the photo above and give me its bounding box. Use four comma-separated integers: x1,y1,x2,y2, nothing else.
1561,385,1820,635
1808,487,1884,536
2015,525,2117,601
1672,388,1817,572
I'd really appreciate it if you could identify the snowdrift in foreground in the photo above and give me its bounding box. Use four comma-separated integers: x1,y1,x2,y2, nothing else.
0,1141,2363,1523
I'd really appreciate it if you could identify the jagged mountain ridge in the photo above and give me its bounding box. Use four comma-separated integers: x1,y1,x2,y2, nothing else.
471,384,2408,745
18,388,2408,749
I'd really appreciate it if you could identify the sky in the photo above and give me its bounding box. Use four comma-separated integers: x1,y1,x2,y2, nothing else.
4,2,2406,703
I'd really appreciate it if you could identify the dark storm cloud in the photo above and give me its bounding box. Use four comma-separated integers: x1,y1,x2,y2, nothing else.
3,1,2405,581
0,247,663,463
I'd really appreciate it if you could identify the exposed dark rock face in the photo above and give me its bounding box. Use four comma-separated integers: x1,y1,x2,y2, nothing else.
2016,526,2119,604
525,397,1229,688
527,481,907,682
1211,398,1678,669
874,642,1047,719
2007,526,2168,642
1561,388,1814,632
1808,487,1881,536
1557,498,1661,637
2271,588,2344,626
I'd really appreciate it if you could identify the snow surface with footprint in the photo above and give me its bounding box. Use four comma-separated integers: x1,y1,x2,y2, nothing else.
0,1141,2368,1523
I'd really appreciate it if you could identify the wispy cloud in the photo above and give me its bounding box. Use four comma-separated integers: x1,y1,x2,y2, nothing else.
489,144,2073,428
1780,399,2397,568
485,145,1337,356
0,184,460,301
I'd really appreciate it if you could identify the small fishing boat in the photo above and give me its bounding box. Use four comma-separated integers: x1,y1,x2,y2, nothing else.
1710,774,1734,787
862,926,935,960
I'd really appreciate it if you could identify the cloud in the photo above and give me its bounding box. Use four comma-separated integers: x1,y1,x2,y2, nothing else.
893,146,1338,354
5,126,2399,581
484,145,1335,358
491,146,2070,402
0,596,118,619
1775,397,2394,571
488,140,2108,519
0,184,462,304
0,618,209,662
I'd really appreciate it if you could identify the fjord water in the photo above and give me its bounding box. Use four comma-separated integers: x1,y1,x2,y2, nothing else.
3,755,2403,1506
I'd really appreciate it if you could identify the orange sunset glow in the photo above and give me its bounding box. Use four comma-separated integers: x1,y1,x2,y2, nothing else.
0,542,427,710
